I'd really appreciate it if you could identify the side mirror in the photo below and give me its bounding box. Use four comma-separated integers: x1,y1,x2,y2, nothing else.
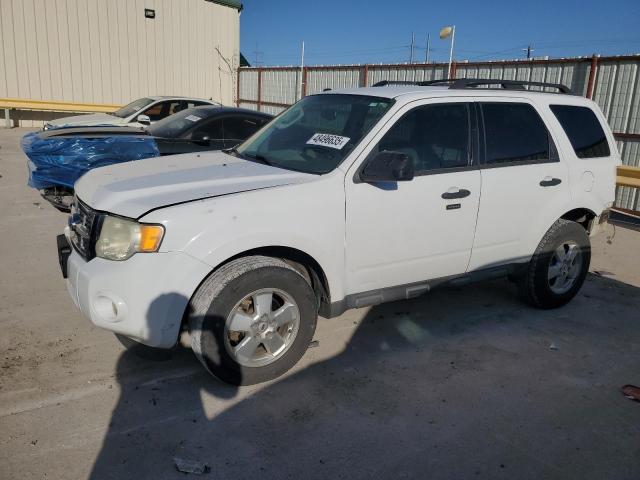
136,114,151,126
359,151,415,183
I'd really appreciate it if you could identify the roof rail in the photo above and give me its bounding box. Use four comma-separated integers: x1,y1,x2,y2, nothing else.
371,80,420,87
371,78,574,94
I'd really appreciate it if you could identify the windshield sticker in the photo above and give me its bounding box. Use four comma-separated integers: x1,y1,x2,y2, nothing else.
306,133,350,150
185,115,202,122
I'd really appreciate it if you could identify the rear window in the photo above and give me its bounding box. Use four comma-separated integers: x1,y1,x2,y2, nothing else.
481,103,551,165
550,105,610,158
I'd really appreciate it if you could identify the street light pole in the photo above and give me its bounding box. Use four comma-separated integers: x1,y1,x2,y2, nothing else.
447,25,456,79
299,41,305,100
410,32,415,63
425,33,431,63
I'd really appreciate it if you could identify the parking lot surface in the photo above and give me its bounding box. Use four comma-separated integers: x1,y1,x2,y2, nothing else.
1,127,639,480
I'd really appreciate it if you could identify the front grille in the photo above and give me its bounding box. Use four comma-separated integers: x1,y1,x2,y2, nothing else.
68,197,99,260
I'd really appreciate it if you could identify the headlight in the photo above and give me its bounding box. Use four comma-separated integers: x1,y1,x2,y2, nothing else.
95,215,164,261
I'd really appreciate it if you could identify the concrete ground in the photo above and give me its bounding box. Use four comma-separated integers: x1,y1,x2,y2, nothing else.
0,127,639,480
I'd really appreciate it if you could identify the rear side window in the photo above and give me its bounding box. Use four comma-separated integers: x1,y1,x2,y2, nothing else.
550,105,610,158
481,103,551,165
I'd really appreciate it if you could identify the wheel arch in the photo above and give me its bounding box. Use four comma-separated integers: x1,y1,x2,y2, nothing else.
181,245,333,332
560,207,598,232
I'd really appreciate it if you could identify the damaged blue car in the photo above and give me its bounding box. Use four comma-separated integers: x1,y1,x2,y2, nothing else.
23,106,272,210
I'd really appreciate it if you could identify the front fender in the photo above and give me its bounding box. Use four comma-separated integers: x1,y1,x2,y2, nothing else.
142,177,347,303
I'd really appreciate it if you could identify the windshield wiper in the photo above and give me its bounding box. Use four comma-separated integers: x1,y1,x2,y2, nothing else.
223,147,241,156
223,148,282,169
239,152,275,167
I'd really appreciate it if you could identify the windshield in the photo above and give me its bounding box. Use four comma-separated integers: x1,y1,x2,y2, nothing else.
147,108,210,138
236,94,394,174
112,97,155,119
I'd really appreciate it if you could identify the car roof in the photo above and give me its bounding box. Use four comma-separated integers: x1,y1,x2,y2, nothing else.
185,105,274,118
318,85,595,106
146,96,219,103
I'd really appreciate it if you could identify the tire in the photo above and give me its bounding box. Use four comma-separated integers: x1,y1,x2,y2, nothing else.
517,219,591,309
188,255,318,385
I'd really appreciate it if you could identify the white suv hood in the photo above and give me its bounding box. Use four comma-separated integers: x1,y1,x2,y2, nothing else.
74,151,316,218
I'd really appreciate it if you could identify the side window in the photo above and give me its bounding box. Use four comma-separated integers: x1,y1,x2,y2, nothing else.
190,119,224,141
550,105,610,158
142,102,166,121
374,103,470,174
186,101,208,108
481,103,551,165
167,101,184,115
224,116,264,143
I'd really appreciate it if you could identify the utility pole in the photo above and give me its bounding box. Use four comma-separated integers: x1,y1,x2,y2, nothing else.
299,41,305,100
409,32,415,64
425,33,431,63
523,44,534,59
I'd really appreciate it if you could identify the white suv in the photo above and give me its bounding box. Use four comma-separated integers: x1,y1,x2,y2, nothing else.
58,79,619,385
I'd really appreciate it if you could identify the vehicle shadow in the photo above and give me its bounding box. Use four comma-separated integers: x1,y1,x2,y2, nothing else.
89,275,640,480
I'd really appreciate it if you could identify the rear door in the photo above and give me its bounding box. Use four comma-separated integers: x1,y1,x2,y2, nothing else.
468,100,570,271
548,103,618,210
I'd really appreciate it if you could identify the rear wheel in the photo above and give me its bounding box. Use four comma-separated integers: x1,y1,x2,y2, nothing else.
188,256,317,385
518,219,591,309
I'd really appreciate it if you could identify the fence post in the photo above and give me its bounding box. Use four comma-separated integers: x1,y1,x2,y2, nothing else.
450,61,458,80
302,67,308,98
257,68,262,111
586,55,599,99
4,109,10,129
362,64,369,87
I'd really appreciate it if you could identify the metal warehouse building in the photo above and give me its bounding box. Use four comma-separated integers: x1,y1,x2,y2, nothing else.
0,0,241,125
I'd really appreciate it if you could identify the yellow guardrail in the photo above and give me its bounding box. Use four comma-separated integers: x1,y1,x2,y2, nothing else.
617,165,640,189
0,98,121,114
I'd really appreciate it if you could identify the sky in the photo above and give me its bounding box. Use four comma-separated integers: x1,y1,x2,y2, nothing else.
239,0,640,66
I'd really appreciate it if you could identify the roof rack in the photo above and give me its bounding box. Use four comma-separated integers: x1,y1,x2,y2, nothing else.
371,78,574,95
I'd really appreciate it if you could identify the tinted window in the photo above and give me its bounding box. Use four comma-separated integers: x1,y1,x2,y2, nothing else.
482,103,550,164
147,109,211,138
550,105,610,158
374,103,470,173
191,119,224,142
224,116,264,142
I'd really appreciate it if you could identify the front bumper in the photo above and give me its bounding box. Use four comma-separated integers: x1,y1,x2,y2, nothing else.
62,233,212,348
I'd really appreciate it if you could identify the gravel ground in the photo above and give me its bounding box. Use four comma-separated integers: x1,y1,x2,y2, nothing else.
0,127,639,480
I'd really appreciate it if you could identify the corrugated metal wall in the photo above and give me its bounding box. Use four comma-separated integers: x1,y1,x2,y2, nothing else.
0,0,240,124
238,56,640,210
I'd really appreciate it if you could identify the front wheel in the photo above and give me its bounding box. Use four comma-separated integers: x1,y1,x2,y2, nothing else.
518,219,591,309
188,256,318,385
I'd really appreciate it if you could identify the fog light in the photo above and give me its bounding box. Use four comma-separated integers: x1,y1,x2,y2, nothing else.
93,293,127,323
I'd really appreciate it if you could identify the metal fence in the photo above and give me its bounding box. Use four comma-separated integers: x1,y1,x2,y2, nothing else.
237,55,640,211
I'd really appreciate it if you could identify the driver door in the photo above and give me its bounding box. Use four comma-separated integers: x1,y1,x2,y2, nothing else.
345,100,481,294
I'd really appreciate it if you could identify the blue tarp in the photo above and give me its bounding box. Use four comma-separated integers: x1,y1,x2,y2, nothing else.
23,132,160,189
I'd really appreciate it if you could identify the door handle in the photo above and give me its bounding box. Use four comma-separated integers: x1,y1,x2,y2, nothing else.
441,188,471,200
540,177,562,187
